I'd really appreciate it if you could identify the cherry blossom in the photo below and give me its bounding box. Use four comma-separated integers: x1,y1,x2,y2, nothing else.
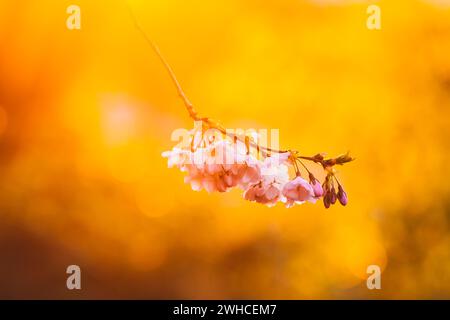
282,176,316,208
243,154,290,207
163,135,262,193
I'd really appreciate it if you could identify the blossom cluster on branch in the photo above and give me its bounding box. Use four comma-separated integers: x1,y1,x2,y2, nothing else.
127,4,354,209
163,125,352,208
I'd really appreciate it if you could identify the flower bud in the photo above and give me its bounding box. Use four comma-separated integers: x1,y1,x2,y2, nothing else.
323,193,331,209
336,152,353,165
330,186,337,204
313,153,325,161
337,185,348,206
310,177,324,198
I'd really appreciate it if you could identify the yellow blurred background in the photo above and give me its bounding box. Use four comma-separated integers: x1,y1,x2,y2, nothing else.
0,0,450,299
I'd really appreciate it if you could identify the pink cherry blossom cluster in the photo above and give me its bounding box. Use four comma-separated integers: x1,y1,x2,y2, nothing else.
126,16,354,210
163,126,351,208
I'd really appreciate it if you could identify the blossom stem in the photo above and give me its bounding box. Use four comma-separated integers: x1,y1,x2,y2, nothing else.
296,158,312,175
333,174,342,187
293,160,301,176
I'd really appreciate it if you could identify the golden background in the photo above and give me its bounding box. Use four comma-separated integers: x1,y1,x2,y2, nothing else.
0,0,449,298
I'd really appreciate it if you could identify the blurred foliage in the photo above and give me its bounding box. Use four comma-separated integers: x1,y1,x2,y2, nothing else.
0,0,450,298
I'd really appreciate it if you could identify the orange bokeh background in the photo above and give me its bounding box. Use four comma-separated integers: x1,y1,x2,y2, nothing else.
1,0,450,298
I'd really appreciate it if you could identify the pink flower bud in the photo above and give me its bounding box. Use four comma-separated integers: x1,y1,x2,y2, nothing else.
330,186,337,204
337,185,348,206
323,193,331,209
310,179,324,198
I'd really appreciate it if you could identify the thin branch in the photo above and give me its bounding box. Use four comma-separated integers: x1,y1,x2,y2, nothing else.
127,1,199,120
